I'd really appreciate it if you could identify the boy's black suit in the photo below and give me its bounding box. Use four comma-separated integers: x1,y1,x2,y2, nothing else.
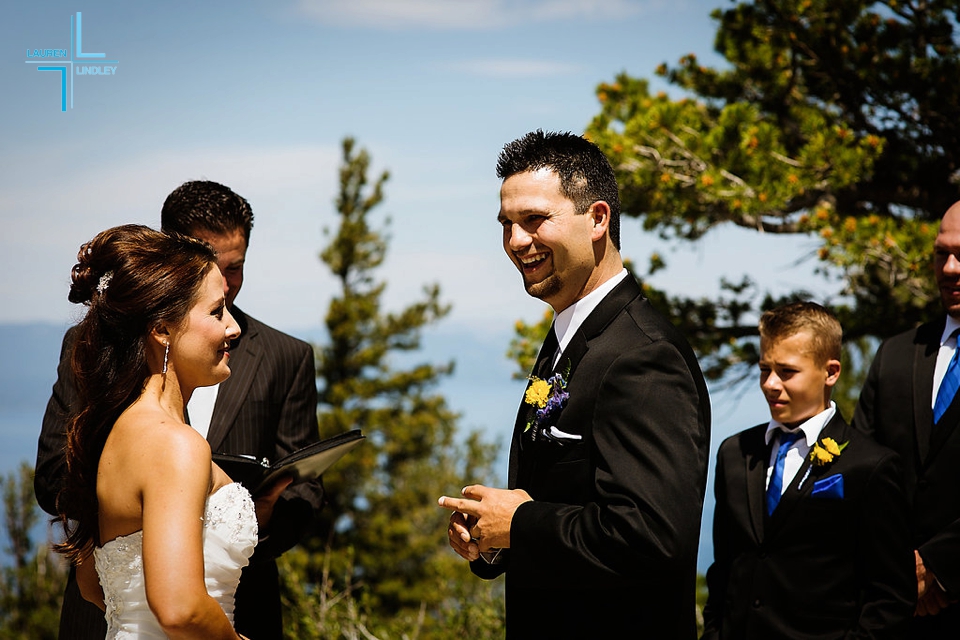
703,413,915,639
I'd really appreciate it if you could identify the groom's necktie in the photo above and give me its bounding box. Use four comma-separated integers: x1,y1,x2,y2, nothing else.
766,430,803,515
934,329,960,423
533,326,559,378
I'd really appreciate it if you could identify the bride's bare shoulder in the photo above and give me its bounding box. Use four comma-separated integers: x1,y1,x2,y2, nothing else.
109,403,211,471
98,401,212,527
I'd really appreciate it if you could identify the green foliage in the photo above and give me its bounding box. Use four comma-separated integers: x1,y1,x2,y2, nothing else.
832,336,879,421
696,573,708,635
0,462,67,639
506,309,553,380
287,138,503,638
280,545,505,640
584,0,960,380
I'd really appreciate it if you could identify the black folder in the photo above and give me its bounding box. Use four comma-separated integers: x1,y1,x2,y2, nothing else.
213,429,365,494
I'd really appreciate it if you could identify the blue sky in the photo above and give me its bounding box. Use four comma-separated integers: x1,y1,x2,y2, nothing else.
2,0,830,569
2,0,823,333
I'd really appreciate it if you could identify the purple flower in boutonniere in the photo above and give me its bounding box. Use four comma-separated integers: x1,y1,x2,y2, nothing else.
810,437,848,466
524,367,569,434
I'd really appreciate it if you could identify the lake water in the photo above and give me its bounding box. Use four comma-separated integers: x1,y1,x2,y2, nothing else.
0,322,732,572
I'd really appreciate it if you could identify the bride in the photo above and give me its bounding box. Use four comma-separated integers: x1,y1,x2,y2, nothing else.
55,224,284,639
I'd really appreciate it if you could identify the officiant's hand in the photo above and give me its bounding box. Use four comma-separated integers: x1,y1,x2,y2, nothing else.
439,485,532,554
255,476,293,529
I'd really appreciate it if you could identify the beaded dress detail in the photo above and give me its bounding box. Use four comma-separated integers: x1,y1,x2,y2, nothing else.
93,483,257,639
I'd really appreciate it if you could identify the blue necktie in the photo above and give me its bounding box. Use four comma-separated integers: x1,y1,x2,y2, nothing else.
934,330,960,423
766,431,802,515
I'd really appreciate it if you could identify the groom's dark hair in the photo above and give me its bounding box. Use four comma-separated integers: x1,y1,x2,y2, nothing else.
497,129,621,249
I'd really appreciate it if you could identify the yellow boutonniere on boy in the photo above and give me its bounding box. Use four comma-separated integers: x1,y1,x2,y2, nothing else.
810,437,848,466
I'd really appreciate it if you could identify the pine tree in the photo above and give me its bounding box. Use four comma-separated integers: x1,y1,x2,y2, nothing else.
0,462,67,639
584,0,960,381
281,138,502,639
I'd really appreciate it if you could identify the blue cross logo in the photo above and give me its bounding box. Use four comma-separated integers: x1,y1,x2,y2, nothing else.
25,12,120,111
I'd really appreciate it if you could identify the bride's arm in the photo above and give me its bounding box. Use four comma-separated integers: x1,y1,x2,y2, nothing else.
141,427,241,640
76,551,105,611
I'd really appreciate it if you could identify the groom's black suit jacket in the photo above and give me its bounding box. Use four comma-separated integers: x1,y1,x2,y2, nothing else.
472,277,711,639
854,318,960,637
35,307,323,640
702,414,915,640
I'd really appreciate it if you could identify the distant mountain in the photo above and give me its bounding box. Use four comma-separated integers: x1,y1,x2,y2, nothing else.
0,322,721,571
0,323,67,489
0,323,65,409
0,320,523,481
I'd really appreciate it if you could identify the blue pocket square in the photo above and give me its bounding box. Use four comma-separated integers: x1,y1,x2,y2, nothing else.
811,474,844,499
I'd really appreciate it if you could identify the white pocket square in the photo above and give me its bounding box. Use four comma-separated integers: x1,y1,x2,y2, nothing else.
546,426,582,441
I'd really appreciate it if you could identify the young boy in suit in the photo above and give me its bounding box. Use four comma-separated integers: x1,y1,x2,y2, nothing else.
702,301,915,639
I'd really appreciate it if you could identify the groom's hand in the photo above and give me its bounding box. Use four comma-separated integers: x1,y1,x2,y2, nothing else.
915,550,953,616
438,485,532,553
444,510,480,561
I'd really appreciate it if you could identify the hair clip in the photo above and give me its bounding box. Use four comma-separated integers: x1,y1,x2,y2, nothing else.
97,271,114,294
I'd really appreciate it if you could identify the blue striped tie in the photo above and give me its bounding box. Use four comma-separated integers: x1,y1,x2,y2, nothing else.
934,330,960,423
766,431,802,515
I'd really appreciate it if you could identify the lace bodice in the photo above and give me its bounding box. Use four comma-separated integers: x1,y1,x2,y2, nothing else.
93,482,257,639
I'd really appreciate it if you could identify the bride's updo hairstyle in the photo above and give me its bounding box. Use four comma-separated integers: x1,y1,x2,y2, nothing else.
55,224,218,562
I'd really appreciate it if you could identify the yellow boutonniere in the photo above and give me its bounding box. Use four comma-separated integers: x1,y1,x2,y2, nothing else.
810,437,848,466
523,366,570,433
524,379,551,408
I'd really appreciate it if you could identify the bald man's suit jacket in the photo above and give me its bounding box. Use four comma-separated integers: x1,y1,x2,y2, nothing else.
702,414,915,639
471,277,711,639
854,318,960,637
35,307,323,640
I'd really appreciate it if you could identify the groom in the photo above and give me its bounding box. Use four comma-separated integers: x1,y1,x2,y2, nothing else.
439,130,711,638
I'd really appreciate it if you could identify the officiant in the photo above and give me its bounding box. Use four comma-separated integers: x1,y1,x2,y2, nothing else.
440,131,711,638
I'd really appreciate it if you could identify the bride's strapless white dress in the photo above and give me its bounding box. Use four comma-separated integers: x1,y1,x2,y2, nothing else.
93,482,258,639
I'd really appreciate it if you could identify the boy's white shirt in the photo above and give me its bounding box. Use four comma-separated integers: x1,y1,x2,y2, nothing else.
763,401,837,494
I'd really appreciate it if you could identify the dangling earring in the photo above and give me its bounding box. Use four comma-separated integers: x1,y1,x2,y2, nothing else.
162,342,169,374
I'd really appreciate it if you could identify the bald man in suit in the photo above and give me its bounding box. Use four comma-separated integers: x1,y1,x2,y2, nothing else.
853,200,960,637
